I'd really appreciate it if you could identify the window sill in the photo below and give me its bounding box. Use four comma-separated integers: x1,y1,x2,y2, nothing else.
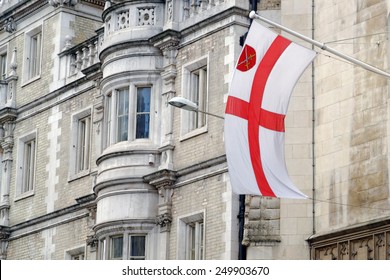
21,75,41,87
68,169,91,183
14,190,34,202
179,126,208,142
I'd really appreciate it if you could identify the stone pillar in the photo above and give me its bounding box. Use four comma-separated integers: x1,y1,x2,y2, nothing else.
152,31,180,170
144,170,176,260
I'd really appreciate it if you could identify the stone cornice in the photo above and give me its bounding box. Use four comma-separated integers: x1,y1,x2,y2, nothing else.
10,193,95,233
307,217,390,245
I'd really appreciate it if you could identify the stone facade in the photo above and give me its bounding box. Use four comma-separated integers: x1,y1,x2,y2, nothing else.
0,0,389,260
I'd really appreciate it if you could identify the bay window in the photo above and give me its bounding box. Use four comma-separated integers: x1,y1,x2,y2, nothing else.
105,85,152,146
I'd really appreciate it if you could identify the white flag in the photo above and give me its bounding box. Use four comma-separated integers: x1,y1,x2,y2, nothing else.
225,20,316,198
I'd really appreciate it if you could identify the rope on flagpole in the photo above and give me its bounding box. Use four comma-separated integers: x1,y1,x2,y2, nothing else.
249,11,390,79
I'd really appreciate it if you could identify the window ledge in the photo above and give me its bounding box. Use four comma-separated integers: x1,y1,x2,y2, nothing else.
14,190,34,202
21,75,41,87
68,170,91,183
179,126,208,142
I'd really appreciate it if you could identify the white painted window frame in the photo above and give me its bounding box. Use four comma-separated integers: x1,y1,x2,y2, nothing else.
69,108,92,181
177,211,205,260
180,55,209,141
104,83,153,147
22,25,43,84
15,130,37,200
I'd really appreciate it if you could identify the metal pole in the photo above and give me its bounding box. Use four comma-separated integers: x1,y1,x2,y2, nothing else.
249,11,390,79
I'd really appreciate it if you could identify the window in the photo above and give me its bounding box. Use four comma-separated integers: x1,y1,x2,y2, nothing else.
187,67,207,131
105,85,152,146
22,139,36,193
178,212,205,260
99,238,107,260
136,87,150,139
0,52,7,80
181,57,208,137
76,115,91,173
129,235,146,260
16,131,37,197
29,32,41,79
23,26,42,82
70,109,91,179
65,246,85,260
109,236,123,260
186,221,204,260
116,88,129,142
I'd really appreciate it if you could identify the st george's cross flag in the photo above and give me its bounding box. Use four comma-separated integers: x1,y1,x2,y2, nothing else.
224,20,316,199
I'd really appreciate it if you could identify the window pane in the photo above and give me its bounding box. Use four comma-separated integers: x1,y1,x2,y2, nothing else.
23,139,35,193
110,236,123,260
30,33,41,78
117,89,129,142
137,88,150,112
76,116,90,172
136,114,149,139
130,236,145,259
0,53,6,80
136,87,150,139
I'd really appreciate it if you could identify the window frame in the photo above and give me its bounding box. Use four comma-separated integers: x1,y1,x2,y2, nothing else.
104,84,153,147
128,234,147,260
65,246,86,260
177,211,205,260
69,108,92,181
109,235,124,260
180,56,209,140
98,233,148,260
0,49,7,81
15,130,37,200
23,25,43,84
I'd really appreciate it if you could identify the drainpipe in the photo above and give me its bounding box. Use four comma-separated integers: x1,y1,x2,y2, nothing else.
237,0,258,261
309,0,316,260
311,0,316,237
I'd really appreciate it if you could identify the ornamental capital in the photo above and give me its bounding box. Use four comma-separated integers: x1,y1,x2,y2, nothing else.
4,17,16,33
48,0,78,7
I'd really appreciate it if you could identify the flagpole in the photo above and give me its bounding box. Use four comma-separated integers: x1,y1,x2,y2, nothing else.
249,11,390,79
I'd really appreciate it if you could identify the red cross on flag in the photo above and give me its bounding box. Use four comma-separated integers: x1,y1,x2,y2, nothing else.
225,20,316,199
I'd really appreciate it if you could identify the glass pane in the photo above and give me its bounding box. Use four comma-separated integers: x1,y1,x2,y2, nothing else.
117,116,128,141
110,236,123,259
136,114,149,139
130,236,145,258
137,88,150,113
117,89,129,115
117,89,129,142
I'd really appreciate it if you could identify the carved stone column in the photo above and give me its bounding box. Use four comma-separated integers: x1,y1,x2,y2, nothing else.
152,31,180,171
0,118,16,227
144,169,176,259
5,48,18,108
0,226,10,260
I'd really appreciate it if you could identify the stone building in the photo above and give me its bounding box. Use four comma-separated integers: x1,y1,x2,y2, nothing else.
0,0,389,260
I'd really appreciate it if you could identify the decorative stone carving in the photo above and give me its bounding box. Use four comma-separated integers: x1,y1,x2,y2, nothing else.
138,7,155,26
86,234,98,248
156,213,172,232
310,222,390,260
117,10,129,30
8,48,17,77
48,0,78,7
166,0,173,22
4,17,16,33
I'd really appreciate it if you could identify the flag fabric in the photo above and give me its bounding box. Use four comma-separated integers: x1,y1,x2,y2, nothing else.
224,20,316,199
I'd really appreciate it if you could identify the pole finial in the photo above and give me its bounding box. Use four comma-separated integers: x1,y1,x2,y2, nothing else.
249,10,257,19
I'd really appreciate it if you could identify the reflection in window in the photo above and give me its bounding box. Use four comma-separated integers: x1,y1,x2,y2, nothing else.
136,87,150,139
109,236,123,260
129,235,146,260
116,89,129,142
